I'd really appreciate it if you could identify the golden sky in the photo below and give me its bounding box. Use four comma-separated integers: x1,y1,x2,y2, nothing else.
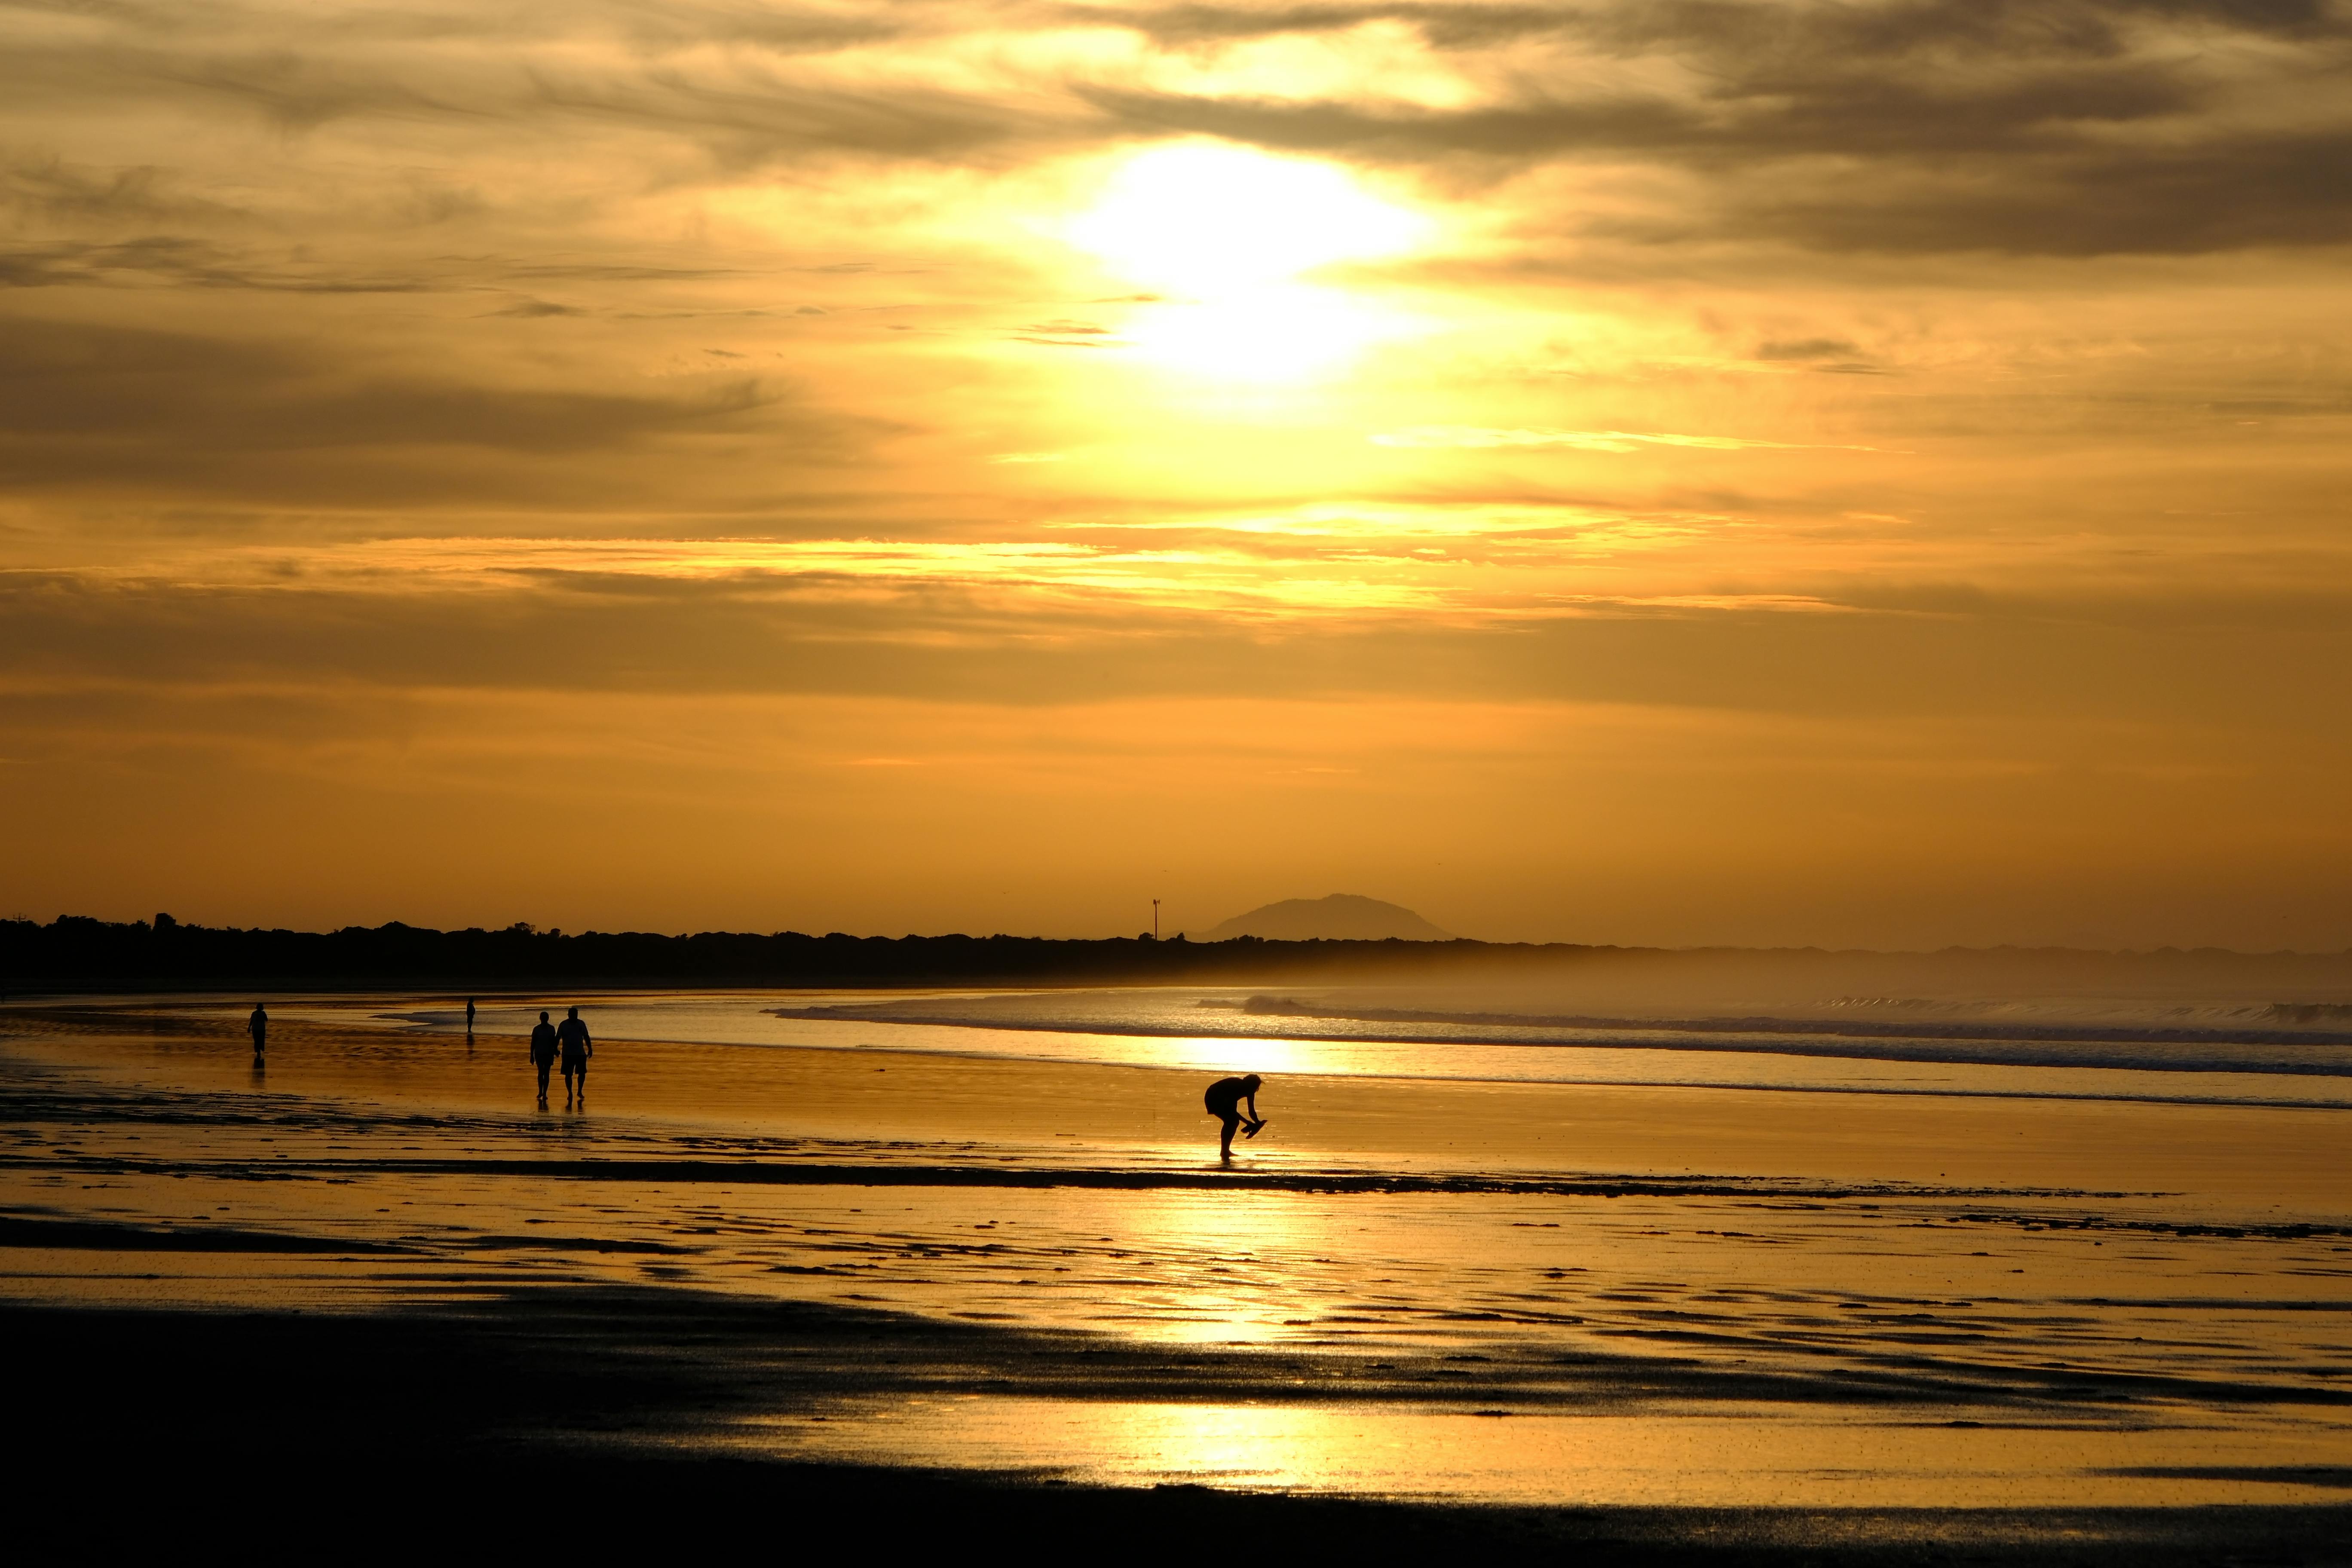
4,0,2349,947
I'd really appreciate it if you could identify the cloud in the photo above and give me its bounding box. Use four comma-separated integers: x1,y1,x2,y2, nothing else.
1,150,246,225
1752,338,1885,374
0,314,833,504
1755,338,1859,361
0,236,435,293
5,564,2350,731
1722,130,2352,256
1012,318,1123,346
1058,2,1585,49
6,0,2346,261
1088,0,2348,60
1369,426,1898,453
1071,0,2352,257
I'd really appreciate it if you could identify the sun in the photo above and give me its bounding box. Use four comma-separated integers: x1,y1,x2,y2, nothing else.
1066,141,1427,292
1060,141,1431,380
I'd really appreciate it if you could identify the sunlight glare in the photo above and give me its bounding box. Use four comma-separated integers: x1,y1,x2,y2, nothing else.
1060,141,1430,381
1119,285,1413,380
1066,141,1427,292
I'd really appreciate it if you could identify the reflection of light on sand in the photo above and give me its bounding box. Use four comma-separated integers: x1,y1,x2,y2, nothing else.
750,1398,2352,1507
1082,1191,1327,1346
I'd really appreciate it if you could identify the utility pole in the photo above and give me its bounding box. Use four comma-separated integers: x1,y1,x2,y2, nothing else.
1152,899,1161,940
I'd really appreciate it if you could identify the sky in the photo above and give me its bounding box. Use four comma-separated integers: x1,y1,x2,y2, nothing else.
4,0,2349,948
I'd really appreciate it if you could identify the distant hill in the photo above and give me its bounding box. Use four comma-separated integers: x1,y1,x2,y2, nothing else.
1199,894,1454,943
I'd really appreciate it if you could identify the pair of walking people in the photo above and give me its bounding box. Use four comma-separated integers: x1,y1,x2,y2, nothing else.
528,1006,593,1108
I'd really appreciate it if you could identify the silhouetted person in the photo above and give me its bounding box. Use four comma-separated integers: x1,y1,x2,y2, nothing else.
528,1010,557,1107
248,1003,268,1069
465,997,476,1036
1204,1073,1265,1162
556,1005,592,1107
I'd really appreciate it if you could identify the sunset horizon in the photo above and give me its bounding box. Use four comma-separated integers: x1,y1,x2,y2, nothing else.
7,2,2349,955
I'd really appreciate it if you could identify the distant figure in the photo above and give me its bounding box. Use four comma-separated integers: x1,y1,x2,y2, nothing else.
465,997,476,1035
555,1005,593,1107
528,1010,558,1107
248,1003,268,1068
1204,1073,1266,1162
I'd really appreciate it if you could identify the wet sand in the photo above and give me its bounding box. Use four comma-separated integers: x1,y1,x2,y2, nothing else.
4,996,2348,1554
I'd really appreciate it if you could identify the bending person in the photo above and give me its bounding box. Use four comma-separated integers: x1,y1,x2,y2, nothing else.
528,1010,558,1107
1203,1073,1266,1163
555,1005,593,1107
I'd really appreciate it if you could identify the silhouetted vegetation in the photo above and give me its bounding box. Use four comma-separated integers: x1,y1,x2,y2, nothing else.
3,913,2349,995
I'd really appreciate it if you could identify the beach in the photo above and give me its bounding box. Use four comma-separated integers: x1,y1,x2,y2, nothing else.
6,988,2348,1555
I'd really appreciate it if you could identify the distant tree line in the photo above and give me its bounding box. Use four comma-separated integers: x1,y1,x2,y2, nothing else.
2,913,2346,997
0,913,1500,992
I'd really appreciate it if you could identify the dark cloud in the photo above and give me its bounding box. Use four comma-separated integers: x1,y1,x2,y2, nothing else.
1755,338,1860,360
0,315,768,447
1725,129,2352,255
0,315,837,502
524,72,1051,168
1057,2,1583,49
1076,0,2352,256
502,261,741,282
1013,318,1118,345
1753,338,1884,373
1084,56,2198,162
12,0,2346,256
606,1,913,55
0,20,1038,166
4,567,2349,729
1088,0,2347,55
1,151,244,225
0,235,437,292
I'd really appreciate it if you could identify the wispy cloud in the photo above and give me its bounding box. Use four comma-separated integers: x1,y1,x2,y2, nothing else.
1064,501,1709,539
1369,427,1899,454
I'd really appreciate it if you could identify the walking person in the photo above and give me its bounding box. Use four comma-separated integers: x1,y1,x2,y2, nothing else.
555,1005,593,1108
528,1010,558,1108
1203,1073,1267,1164
248,1003,268,1069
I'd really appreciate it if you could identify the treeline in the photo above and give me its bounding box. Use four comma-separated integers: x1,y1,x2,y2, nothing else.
0,913,1493,992
3,913,2347,996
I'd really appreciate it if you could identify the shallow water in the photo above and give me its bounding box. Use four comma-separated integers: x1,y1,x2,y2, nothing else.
300,988,2352,1109
2,991,2347,1509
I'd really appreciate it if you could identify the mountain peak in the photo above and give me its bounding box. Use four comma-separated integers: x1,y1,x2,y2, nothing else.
1200,894,1454,943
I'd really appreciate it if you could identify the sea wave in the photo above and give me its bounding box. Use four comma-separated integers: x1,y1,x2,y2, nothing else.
776,992,2352,1079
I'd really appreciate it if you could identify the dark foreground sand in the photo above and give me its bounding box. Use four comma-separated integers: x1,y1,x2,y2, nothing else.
14,1295,2350,1563
6,997,2349,1559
